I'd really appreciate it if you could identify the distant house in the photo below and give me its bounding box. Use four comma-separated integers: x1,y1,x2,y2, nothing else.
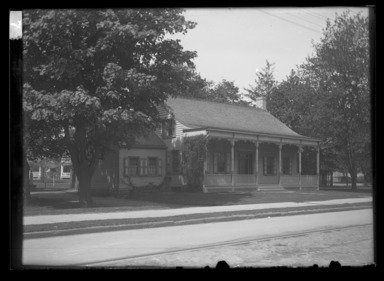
90,96,321,193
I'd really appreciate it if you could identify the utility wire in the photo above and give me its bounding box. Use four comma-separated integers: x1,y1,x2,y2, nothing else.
303,8,328,20
259,9,323,35
286,12,324,28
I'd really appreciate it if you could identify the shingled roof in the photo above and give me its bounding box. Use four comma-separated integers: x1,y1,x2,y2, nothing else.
165,97,303,138
133,130,166,149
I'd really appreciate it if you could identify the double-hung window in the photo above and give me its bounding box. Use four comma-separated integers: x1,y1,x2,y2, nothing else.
124,156,163,177
162,119,175,138
213,152,230,174
147,157,158,175
282,157,292,175
238,152,253,175
263,155,277,176
124,157,140,176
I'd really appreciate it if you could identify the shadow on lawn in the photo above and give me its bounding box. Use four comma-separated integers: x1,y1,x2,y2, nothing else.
25,188,372,215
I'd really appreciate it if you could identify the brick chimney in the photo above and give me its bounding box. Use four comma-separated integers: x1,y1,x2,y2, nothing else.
255,96,267,110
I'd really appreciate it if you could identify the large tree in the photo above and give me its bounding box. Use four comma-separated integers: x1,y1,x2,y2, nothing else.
308,10,370,190
23,9,197,206
267,11,370,190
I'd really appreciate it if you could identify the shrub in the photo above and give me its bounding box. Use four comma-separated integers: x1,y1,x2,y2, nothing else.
181,135,208,191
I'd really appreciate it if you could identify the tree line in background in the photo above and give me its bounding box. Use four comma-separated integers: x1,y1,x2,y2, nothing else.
22,9,371,206
246,11,371,190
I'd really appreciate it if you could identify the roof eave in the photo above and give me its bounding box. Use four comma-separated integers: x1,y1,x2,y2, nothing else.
183,126,321,142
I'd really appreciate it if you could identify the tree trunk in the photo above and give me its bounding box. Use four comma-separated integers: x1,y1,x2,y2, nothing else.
64,124,99,208
70,169,77,189
330,172,333,187
22,152,31,204
349,167,358,191
77,167,93,207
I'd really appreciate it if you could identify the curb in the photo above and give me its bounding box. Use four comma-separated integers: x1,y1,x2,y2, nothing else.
23,204,371,239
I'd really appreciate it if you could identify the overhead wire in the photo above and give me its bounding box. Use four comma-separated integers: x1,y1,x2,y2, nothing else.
259,9,323,35
303,8,328,20
285,12,324,28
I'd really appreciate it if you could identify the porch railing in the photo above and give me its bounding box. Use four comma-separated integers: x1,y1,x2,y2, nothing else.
205,174,232,186
205,173,318,187
234,174,256,185
280,175,300,186
301,175,318,186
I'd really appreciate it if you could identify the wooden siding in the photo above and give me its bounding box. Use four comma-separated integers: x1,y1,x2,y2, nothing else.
175,120,188,138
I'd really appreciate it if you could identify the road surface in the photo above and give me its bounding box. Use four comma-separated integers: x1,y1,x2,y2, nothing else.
22,209,373,267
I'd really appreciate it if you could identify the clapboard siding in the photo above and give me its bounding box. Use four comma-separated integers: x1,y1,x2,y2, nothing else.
175,120,188,138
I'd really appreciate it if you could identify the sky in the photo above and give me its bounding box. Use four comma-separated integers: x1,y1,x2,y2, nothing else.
168,7,369,92
9,11,22,39
10,8,369,92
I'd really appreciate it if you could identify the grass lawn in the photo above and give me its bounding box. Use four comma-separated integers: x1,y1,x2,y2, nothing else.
24,187,372,217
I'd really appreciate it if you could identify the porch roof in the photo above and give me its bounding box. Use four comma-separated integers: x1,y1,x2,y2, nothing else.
165,97,316,140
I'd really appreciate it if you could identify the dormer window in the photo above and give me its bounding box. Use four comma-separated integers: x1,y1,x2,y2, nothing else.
162,119,176,138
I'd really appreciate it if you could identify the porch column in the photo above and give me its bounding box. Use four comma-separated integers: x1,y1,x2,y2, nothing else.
316,144,320,190
203,152,208,193
298,144,302,190
278,141,282,186
231,138,235,191
254,139,259,190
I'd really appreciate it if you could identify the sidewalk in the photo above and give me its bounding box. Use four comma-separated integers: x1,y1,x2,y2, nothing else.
24,197,372,226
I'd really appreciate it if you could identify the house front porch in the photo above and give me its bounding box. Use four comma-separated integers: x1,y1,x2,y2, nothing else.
196,129,320,192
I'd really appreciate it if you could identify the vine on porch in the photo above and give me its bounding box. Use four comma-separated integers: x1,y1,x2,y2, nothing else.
181,134,208,192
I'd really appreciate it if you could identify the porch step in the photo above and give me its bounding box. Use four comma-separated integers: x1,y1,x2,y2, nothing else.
257,185,285,191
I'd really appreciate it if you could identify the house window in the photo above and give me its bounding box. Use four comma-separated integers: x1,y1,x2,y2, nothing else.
171,150,180,173
124,157,163,177
148,157,158,175
62,165,72,173
124,157,139,176
162,119,175,138
282,157,292,175
238,152,253,174
213,152,230,173
263,156,276,175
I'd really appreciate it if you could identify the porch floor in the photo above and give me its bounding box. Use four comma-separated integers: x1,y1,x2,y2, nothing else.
205,184,319,192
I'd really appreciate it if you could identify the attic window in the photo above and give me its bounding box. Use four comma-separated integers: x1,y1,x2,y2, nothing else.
162,119,175,138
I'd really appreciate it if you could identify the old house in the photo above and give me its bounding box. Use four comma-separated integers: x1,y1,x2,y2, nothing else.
90,96,321,193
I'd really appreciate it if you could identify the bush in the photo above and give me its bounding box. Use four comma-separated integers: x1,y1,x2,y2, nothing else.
181,135,208,192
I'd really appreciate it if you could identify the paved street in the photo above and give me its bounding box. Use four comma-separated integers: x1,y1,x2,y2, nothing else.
22,209,373,267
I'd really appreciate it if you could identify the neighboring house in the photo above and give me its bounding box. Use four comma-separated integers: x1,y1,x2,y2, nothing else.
90,96,321,194
60,158,72,179
90,131,167,194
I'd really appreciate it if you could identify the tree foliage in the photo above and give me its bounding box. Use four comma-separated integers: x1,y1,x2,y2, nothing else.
245,60,278,101
267,11,370,189
23,9,197,205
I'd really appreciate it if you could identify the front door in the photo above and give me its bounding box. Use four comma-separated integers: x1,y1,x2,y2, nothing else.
238,152,253,174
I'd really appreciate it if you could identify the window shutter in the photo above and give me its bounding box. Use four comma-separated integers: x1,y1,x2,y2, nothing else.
214,153,218,173
124,158,129,177
263,156,267,175
273,157,277,175
158,158,162,176
144,158,148,175
139,158,145,176
226,153,231,173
